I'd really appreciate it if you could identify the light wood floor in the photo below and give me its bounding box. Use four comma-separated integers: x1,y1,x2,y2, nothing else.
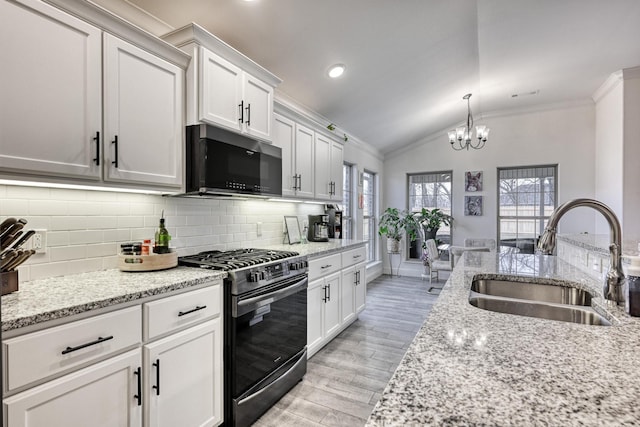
253,272,447,427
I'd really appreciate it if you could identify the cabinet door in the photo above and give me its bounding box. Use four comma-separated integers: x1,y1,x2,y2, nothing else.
199,48,243,133
144,319,222,427
4,349,142,427
243,73,273,141
307,278,325,357
341,267,356,325
329,140,344,200
355,262,367,314
314,133,332,200
294,124,315,198
324,273,342,338
0,0,101,180
103,34,183,187
273,114,296,197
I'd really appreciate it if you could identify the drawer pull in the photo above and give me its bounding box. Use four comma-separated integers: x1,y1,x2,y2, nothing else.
61,335,114,355
153,359,161,395
353,254,362,259
133,367,142,406
320,264,332,269
178,305,207,317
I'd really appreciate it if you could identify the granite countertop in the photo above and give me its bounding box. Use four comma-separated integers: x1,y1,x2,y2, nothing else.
558,233,639,256
265,238,366,258
1,267,226,333
367,251,640,426
1,239,365,334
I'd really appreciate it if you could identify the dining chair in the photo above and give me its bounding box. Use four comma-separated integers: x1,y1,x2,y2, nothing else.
423,239,453,293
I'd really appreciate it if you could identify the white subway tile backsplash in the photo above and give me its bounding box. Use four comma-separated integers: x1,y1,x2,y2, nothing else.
116,216,145,228
51,216,88,231
50,246,87,262
48,231,70,247
86,243,118,258
2,185,322,280
69,230,104,245
68,201,104,216
29,200,69,216
0,199,29,216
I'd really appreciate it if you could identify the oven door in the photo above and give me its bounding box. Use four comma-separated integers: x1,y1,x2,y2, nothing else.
231,274,307,397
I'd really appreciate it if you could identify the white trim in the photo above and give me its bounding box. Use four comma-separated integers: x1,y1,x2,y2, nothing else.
162,23,282,87
592,71,623,103
90,0,174,36
42,0,190,68
622,65,640,80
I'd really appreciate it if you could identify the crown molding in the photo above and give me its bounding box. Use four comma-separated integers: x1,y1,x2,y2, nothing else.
43,0,190,68
274,91,384,161
592,71,623,104
89,0,174,37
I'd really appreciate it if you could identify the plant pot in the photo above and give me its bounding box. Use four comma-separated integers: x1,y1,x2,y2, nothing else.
423,227,439,242
387,238,401,254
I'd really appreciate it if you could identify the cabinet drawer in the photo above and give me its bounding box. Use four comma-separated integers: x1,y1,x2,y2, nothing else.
144,284,221,340
308,253,342,279
4,306,141,391
342,246,367,268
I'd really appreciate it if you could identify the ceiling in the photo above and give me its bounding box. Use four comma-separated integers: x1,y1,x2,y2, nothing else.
125,0,640,154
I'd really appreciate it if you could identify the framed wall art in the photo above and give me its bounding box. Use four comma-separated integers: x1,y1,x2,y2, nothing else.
465,171,483,192
465,196,483,216
284,216,301,244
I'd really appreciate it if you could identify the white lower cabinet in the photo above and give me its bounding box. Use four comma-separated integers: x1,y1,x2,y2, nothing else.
307,272,341,357
143,318,222,427
4,349,142,427
307,247,367,358
3,282,223,427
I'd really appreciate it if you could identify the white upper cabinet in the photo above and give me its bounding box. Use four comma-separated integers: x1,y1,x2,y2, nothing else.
162,24,281,142
199,49,243,132
272,114,315,198
294,124,316,199
0,0,102,180
103,34,183,187
0,0,189,190
315,134,344,201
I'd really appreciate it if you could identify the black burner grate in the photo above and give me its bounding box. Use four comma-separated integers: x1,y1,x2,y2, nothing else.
178,248,300,271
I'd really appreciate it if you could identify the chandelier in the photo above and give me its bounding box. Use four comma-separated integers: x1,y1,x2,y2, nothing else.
448,93,489,150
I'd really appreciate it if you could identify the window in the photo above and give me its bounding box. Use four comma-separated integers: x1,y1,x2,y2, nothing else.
342,163,353,240
362,171,376,262
407,171,452,260
498,165,557,254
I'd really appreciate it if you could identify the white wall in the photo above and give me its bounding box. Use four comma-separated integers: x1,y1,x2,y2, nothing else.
594,73,624,234
623,72,640,243
383,103,597,276
0,185,322,281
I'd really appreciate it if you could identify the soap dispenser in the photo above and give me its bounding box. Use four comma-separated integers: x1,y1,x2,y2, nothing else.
624,255,640,317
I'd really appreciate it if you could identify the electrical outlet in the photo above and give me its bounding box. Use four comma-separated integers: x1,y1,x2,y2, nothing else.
31,229,47,254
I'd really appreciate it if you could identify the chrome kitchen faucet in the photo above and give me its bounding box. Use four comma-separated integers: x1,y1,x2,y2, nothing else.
537,198,625,304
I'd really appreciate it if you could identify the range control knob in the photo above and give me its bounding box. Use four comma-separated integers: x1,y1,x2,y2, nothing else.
249,271,266,282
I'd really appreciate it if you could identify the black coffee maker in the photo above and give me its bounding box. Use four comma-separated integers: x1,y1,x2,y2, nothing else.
307,214,329,242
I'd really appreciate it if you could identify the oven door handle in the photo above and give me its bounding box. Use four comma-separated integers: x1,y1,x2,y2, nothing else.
234,275,308,318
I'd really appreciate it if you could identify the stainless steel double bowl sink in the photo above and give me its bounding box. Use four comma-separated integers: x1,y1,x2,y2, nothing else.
469,277,611,326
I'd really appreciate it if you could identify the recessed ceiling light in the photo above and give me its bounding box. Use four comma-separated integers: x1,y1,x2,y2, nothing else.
327,64,346,79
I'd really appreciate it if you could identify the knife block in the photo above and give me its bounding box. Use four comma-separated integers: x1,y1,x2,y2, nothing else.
1,270,19,295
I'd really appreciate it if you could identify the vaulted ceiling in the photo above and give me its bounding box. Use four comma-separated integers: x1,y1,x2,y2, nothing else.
126,0,640,154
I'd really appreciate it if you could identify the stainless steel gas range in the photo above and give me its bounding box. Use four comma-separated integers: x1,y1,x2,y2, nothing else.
179,248,308,427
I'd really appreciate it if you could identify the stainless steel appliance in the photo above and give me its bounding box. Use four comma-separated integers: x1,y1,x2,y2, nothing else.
184,124,282,198
179,248,308,427
307,214,329,242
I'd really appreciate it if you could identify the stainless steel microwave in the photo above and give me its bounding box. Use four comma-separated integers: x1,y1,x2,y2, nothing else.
185,124,282,198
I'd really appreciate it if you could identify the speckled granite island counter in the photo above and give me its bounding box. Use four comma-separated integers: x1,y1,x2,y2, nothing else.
1,267,226,334
367,252,640,426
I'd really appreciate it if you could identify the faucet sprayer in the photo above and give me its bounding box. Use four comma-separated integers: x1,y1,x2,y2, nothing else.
537,198,625,305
